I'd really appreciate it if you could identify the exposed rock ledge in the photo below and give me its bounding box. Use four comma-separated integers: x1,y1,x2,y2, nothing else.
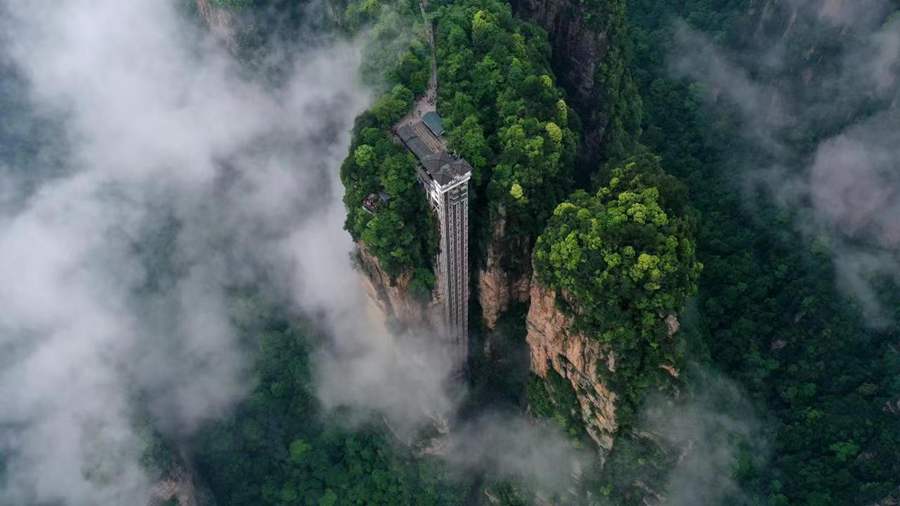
195,0,237,50
526,280,619,450
148,456,215,506
355,242,443,332
479,207,531,329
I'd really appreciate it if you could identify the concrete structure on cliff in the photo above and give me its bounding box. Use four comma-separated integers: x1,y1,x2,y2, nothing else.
395,118,472,369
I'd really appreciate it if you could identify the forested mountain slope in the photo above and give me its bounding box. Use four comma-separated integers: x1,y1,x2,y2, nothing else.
626,0,900,503
26,0,891,505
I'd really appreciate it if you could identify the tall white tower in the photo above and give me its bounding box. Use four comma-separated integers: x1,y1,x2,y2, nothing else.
396,120,472,370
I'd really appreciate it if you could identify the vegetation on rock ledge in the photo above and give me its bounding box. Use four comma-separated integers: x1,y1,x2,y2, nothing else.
433,0,578,256
533,153,701,411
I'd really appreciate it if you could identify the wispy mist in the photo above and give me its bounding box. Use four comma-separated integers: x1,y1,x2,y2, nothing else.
641,368,762,506
0,0,369,503
0,1,589,503
671,0,900,323
445,413,591,497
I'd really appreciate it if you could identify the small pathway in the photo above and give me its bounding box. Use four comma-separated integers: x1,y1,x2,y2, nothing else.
420,0,438,107
396,0,442,149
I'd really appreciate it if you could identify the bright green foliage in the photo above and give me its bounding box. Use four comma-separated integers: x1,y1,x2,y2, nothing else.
533,153,700,409
471,10,497,48
452,115,490,182
353,144,376,168
336,0,437,281
509,182,524,201
545,121,563,146
555,99,568,126
341,0,577,282
340,87,438,281
433,0,578,271
370,84,415,125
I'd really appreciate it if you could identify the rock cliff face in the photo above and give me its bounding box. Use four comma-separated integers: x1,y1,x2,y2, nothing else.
510,0,606,107
526,277,683,452
149,466,198,506
525,280,619,450
148,455,216,506
509,0,637,168
478,208,531,329
356,242,443,331
195,0,237,50
509,0,609,155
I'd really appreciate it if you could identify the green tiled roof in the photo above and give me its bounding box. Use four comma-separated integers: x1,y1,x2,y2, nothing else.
422,111,445,137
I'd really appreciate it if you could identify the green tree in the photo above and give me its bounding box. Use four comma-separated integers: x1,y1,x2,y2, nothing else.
319,489,338,506
354,144,375,168
450,115,490,182
289,439,311,464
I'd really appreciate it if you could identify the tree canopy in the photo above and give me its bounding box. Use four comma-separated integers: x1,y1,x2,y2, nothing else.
340,0,580,281
434,0,579,251
534,153,701,408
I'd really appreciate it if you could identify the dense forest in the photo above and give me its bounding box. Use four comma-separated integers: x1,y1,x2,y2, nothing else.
187,0,900,504
338,0,579,284
626,0,900,503
0,0,897,505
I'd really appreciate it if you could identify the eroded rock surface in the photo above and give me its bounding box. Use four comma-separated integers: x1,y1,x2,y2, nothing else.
509,0,632,164
195,0,237,49
479,208,531,329
526,280,619,450
356,242,443,332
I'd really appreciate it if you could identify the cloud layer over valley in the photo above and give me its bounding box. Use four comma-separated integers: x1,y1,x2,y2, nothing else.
0,1,369,503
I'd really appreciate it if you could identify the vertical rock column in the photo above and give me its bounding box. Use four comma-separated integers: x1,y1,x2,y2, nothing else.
525,280,619,451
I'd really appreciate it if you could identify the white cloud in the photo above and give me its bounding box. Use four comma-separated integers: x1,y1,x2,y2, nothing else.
0,0,369,503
